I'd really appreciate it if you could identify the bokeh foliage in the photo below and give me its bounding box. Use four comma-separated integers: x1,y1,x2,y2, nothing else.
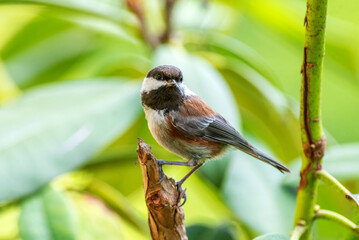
0,0,358,239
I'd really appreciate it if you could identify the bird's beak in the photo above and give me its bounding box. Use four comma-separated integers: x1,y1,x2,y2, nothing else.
167,79,177,87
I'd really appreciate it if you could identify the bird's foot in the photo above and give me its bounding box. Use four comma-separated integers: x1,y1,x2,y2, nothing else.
154,173,165,185
176,180,187,207
157,160,168,166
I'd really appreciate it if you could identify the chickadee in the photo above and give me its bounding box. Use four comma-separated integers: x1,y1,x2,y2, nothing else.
141,65,290,200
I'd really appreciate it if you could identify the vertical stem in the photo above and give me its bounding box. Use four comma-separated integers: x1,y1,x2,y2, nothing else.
293,0,328,239
126,0,159,49
160,0,177,42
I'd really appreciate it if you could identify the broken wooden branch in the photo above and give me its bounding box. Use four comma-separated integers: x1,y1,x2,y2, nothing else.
137,138,187,240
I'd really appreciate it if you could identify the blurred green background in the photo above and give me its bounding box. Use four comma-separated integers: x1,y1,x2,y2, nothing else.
0,0,358,239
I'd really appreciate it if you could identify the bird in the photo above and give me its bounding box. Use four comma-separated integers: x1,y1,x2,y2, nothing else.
141,65,290,203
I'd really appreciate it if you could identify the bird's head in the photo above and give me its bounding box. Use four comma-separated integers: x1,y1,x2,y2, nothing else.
141,65,184,93
141,65,190,111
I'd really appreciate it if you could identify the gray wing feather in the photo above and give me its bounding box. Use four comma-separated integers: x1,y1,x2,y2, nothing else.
170,112,290,173
171,112,255,153
202,117,255,154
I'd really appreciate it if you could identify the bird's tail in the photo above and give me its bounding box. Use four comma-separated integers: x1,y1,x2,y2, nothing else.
235,146,290,173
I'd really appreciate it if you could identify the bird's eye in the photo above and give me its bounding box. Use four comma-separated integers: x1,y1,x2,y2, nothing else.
179,76,183,82
156,73,163,80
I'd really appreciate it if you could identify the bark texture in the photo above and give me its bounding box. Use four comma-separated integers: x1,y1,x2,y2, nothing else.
137,138,187,240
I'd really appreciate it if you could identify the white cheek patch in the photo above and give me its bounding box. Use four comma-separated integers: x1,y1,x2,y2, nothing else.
141,77,167,93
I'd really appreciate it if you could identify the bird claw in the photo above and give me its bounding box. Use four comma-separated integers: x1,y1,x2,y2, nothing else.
157,160,166,166
176,181,187,207
154,173,165,185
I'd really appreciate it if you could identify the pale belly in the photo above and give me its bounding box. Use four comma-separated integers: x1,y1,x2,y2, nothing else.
143,108,225,165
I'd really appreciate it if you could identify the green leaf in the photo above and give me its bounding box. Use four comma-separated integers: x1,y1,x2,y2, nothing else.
222,151,295,234
0,205,20,239
184,32,279,88
18,186,77,240
4,29,92,88
0,79,141,202
283,143,359,187
1,13,72,59
59,42,150,81
56,14,138,44
0,0,134,24
71,193,124,240
321,143,359,180
187,224,236,240
72,192,148,240
1,12,145,88
174,1,233,31
254,233,290,240
1,15,97,89
74,175,149,235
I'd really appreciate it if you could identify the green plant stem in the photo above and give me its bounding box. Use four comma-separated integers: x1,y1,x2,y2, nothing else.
314,209,359,236
290,225,307,240
293,0,328,239
316,170,359,210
